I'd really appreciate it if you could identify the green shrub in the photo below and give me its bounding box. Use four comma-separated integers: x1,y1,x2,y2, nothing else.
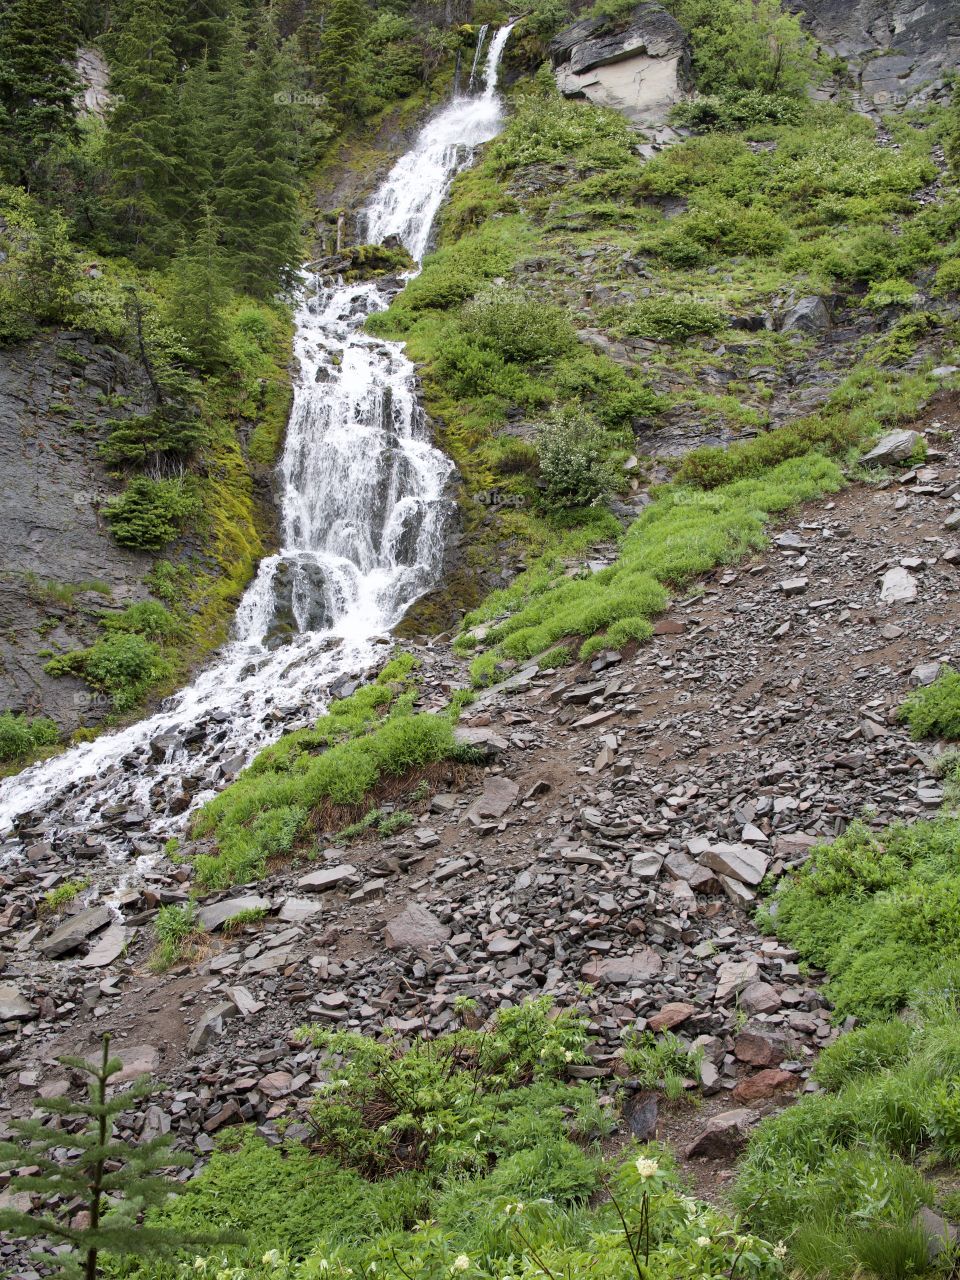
934,257,960,296
654,198,790,267
149,902,202,972
899,666,960,740
535,407,620,509
862,278,919,309
45,632,173,712
622,1029,703,1088
0,711,60,762
614,296,726,343
103,476,202,550
458,288,576,365
672,88,806,131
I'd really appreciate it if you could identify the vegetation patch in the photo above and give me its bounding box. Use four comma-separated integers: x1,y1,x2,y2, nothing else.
0,710,60,763
899,666,960,740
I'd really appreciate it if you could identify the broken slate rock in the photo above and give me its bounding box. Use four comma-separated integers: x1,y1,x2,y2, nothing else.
38,906,112,958
384,903,451,951
187,1002,239,1054
197,895,271,932
880,566,918,604
453,725,508,759
861,429,922,466
297,865,358,892
0,984,33,1020
582,948,663,985
701,842,769,887
466,776,519,823
77,923,127,969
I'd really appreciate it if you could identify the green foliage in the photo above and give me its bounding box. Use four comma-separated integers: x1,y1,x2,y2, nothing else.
734,996,960,1273
0,710,60,762
490,94,639,173
770,817,960,1020
149,902,202,972
666,0,817,98
458,289,576,365
0,1035,214,1279
297,997,593,1177
45,632,173,713
0,186,79,342
103,477,202,550
100,601,182,641
221,908,267,934
899,666,960,740
812,1021,914,1092
672,88,806,131
622,1029,704,1089
862,278,919,309
0,0,80,189
535,407,620,509
613,297,726,343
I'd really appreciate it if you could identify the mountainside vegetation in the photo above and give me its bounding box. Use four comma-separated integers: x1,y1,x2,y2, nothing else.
5,0,960,1277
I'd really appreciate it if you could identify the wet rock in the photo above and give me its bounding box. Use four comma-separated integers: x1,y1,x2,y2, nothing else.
623,1090,659,1140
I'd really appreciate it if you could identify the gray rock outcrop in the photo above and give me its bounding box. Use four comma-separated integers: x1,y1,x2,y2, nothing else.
792,0,960,110
551,4,691,124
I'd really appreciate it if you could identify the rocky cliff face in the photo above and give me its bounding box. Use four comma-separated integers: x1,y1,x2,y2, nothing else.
551,4,691,126
0,330,153,731
793,0,960,110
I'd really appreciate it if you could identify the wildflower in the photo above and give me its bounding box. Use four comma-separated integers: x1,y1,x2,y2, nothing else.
696,1237,711,1249
635,1156,659,1179
564,1050,573,1062
194,1262,207,1275
262,1253,281,1269
452,1256,470,1272
773,1242,787,1260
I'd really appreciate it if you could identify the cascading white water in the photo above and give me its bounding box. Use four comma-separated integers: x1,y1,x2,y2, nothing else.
467,23,489,92
0,23,515,852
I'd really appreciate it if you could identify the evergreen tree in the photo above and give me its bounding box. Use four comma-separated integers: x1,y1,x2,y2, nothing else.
315,0,367,119
215,10,302,294
167,0,234,63
173,55,217,215
0,1034,225,1279
167,204,230,370
0,0,82,189
103,0,184,256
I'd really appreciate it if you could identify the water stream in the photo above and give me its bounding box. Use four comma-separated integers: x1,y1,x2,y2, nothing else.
0,24,515,855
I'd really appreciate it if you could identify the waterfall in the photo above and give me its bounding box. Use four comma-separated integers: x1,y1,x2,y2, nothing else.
467,23,489,93
0,23,516,852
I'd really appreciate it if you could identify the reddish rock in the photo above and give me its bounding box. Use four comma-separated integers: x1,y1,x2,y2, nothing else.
648,1001,695,1032
734,1029,788,1067
732,1068,798,1103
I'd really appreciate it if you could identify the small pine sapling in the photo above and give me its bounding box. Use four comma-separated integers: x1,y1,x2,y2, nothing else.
0,1033,233,1278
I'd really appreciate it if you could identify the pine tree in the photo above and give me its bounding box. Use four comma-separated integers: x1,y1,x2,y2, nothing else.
0,1034,226,1279
167,204,231,370
103,0,184,257
0,0,82,189
315,0,367,119
167,0,234,63
215,10,302,295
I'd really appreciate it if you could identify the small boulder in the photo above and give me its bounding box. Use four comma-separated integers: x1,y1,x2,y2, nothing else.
781,297,831,335
685,1108,757,1158
384,903,451,951
861,429,922,466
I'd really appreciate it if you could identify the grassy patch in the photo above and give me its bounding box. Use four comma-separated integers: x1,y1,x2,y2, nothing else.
39,878,90,915
899,666,960,740
0,711,60,763
763,817,960,1022
148,902,204,973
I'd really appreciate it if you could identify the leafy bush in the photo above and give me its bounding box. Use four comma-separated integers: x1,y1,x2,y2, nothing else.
103,476,202,550
0,711,60,762
490,94,639,173
672,88,806,131
812,1021,914,1092
899,666,960,740
535,408,620,509
668,0,817,99
654,198,790,267
862,278,919,309
457,289,576,365
0,185,79,342
622,1029,704,1089
45,632,173,712
934,257,960,296
614,297,726,343
149,902,202,972
99,600,181,640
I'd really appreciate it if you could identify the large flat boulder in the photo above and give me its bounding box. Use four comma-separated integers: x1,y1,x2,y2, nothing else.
551,4,690,125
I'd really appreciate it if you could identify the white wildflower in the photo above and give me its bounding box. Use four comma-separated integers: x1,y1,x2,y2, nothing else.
773,1242,787,1260
635,1156,659,1179
696,1237,711,1249
451,1256,470,1272
262,1253,281,1269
